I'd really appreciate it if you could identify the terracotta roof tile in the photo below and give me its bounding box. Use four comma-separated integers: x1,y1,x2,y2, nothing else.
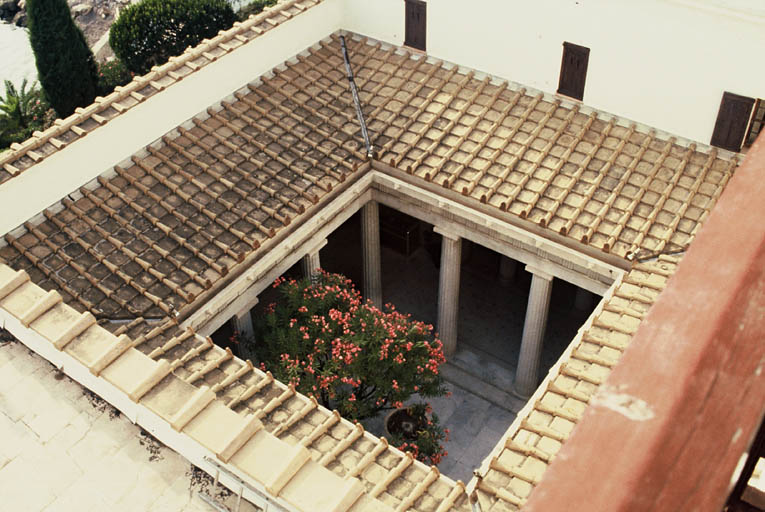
1,35,735,323
0,0,327,183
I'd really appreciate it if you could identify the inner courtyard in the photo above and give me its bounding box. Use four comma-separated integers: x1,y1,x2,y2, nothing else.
214,204,600,483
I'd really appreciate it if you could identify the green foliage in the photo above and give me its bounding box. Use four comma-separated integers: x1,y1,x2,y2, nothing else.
249,271,448,421
109,0,236,75
97,60,134,96
238,0,277,21
387,403,449,465
0,79,55,149
26,0,98,118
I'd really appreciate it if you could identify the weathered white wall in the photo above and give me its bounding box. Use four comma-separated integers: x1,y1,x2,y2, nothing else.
0,0,344,237
342,0,403,45
344,0,765,145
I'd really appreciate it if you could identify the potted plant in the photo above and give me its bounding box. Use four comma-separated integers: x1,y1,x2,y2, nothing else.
385,402,449,465
247,270,448,422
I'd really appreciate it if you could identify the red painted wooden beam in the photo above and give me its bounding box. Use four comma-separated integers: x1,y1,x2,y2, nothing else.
524,135,765,511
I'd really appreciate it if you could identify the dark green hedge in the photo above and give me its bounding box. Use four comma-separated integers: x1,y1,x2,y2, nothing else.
27,0,98,118
109,0,236,75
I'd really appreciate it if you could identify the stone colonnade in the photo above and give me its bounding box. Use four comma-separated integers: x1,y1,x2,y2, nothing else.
229,199,582,400
357,212,560,398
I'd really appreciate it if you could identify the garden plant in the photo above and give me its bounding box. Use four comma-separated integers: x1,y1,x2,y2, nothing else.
237,0,277,20
0,79,55,149
109,0,236,75
97,60,134,97
249,270,449,463
27,0,98,117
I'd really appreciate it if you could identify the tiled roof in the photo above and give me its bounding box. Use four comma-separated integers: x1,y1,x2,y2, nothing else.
0,19,739,512
471,255,680,510
0,36,737,321
116,317,473,511
0,0,326,184
0,253,682,511
346,40,737,260
0,263,472,512
0,79,366,319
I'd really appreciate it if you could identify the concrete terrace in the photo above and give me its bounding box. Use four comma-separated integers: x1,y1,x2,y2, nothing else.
0,1,745,510
0,337,259,512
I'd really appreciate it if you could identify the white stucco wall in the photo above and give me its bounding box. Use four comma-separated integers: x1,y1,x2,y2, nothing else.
344,0,765,145
0,0,344,237
342,0,403,45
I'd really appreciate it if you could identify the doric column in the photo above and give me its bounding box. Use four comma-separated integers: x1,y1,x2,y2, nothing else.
361,201,383,306
301,239,327,283
499,256,517,286
231,298,258,342
514,266,554,398
435,227,462,357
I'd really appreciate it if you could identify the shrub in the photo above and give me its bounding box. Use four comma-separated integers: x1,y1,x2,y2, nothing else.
387,403,449,465
109,0,236,75
97,60,134,96
27,0,98,118
0,79,55,148
250,271,448,421
238,0,277,20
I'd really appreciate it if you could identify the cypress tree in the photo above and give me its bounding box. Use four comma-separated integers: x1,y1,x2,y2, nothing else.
27,0,98,118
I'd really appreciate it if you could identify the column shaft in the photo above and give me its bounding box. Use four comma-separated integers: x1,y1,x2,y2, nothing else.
301,251,322,283
232,310,254,342
437,231,462,357
514,269,553,397
361,201,383,306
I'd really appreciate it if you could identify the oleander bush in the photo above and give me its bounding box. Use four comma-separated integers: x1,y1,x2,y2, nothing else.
387,403,449,466
249,270,448,422
109,0,236,75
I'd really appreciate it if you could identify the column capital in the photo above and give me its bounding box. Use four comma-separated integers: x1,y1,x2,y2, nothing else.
433,225,461,241
305,238,328,256
524,264,554,282
236,298,258,318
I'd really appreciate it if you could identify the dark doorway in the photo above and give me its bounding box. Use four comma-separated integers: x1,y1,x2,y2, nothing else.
711,91,756,152
405,0,426,51
557,42,590,101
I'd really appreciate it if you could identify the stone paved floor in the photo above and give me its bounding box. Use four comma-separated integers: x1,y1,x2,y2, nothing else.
0,338,259,512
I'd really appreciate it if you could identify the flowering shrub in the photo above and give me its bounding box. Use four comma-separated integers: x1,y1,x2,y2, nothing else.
387,403,449,465
251,270,448,421
97,60,134,96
